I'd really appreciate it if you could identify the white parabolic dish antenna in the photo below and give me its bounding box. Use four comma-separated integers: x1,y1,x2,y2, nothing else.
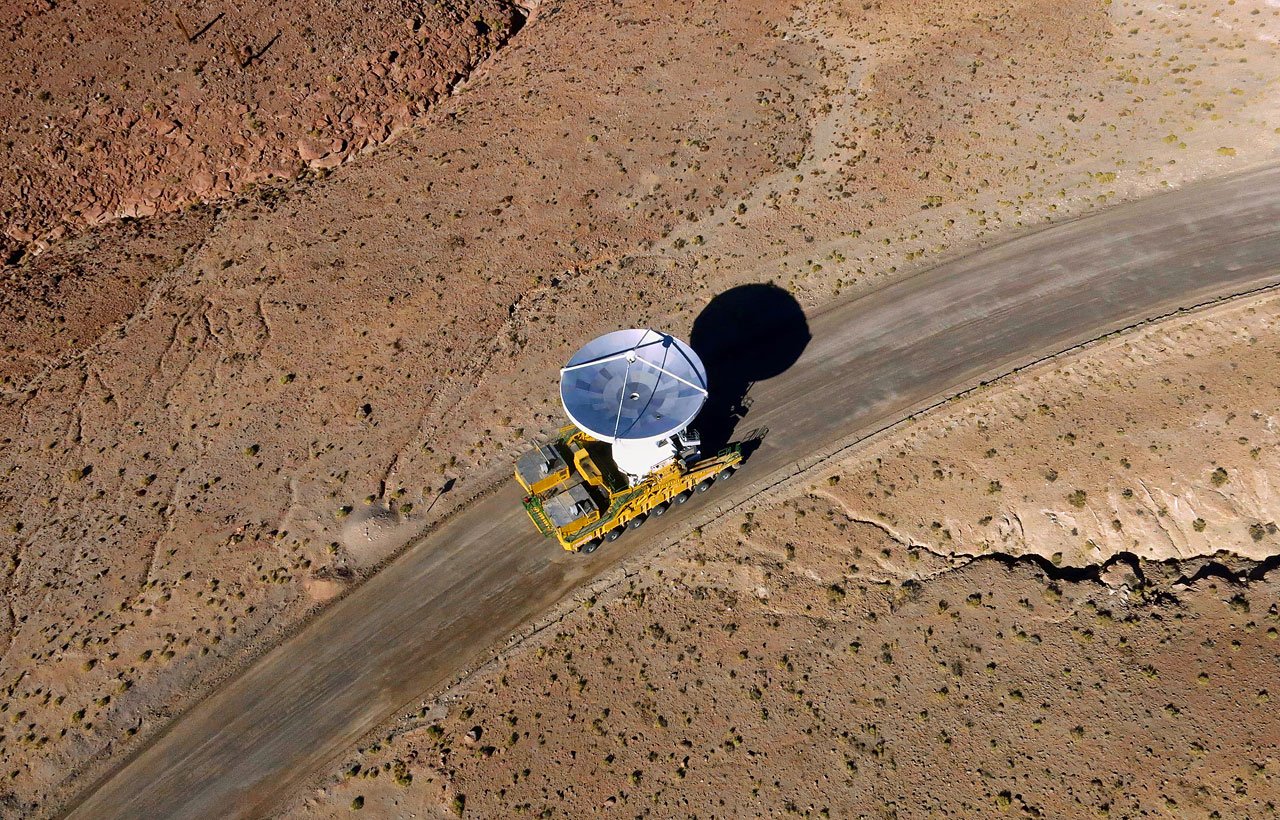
560,329,708,467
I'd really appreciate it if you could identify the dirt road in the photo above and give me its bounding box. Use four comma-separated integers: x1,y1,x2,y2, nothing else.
66,164,1280,818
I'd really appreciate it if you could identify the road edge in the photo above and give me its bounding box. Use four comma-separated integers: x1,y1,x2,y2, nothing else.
271,272,1280,816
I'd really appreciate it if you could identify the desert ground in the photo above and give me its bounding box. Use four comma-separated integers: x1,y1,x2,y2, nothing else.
1,0,1278,814
290,291,1280,818
1,0,522,260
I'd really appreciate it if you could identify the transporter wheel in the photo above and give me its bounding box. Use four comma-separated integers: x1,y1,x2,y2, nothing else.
696,478,714,493
628,514,647,529
651,501,671,517
579,539,601,555
605,527,625,542
719,466,737,480
673,490,692,505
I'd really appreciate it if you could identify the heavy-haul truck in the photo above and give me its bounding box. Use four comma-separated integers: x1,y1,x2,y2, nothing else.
514,328,741,553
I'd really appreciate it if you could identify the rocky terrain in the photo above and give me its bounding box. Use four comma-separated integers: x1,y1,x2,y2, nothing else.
0,0,1278,813
0,0,523,261
293,291,1280,818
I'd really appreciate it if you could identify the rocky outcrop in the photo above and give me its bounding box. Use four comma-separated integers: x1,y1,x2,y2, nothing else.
0,0,527,259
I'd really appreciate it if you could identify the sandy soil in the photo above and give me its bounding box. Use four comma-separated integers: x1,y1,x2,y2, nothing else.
296,561,1280,818
793,295,1280,571
0,0,521,260
1,0,1278,813
290,292,1280,819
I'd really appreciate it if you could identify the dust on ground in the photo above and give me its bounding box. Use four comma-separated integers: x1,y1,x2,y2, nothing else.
289,293,1280,819
1,0,1278,813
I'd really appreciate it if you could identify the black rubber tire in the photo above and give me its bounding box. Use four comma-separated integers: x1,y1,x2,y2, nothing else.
696,478,714,493
579,539,601,555
628,514,647,529
674,491,692,505
605,528,625,542
651,501,671,517
719,466,737,480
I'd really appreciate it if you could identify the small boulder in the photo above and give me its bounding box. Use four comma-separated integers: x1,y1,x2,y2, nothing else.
309,153,343,170
297,137,329,162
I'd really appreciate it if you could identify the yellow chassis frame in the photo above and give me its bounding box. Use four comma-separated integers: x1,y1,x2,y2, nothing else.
517,427,743,552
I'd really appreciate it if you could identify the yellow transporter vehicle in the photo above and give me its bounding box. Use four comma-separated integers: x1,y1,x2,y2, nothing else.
514,328,742,554
516,426,741,553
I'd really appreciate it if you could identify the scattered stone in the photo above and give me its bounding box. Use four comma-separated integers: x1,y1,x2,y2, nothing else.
297,138,330,162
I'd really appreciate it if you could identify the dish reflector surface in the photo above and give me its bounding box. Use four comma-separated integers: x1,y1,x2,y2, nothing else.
561,329,708,442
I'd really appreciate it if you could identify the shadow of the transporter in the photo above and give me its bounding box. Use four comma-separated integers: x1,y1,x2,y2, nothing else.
689,282,810,459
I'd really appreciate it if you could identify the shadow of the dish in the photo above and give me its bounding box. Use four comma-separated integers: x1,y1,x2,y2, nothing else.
689,282,810,459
